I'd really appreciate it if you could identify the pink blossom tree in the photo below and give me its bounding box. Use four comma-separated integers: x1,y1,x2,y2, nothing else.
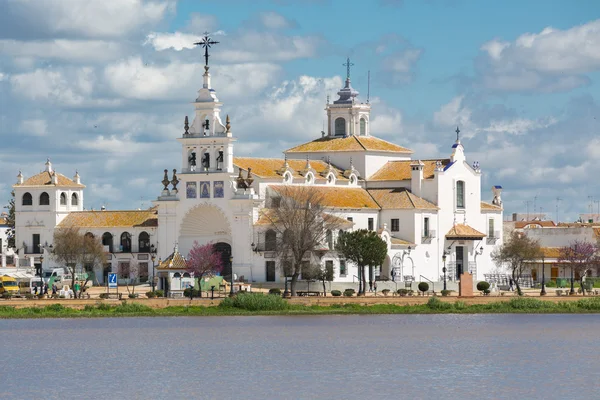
186,241,224,298
558,240,599,295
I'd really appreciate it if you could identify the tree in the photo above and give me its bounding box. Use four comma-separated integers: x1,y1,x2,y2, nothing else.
314,261,335,296
558,240,598,295
52,227,106,294
491,231,542,296
336,229,387,296
186,241,223,298
3,191,15,249
262,186,346,296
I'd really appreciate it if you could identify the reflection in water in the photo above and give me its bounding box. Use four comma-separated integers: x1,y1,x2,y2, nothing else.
2,314,599,400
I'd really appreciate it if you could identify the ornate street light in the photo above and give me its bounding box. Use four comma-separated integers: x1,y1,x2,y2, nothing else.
442,252,447,291
151,254,156,293
229,255,234,297
540,255,546,296
569,245,576,296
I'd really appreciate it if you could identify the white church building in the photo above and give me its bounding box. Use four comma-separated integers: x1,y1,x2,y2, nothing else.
9,50,504,290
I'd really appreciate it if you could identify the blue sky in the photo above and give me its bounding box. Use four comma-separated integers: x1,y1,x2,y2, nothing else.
0,0,599,221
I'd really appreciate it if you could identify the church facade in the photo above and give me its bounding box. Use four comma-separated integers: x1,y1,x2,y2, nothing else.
10,52,504,289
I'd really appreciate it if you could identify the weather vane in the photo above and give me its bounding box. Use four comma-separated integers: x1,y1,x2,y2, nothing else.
194,31,220,68
342,57,354,80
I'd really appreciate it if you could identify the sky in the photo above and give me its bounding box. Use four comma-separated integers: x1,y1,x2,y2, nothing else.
0,0,599,222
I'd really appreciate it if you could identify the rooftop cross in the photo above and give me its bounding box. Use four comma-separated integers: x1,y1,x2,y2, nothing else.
455,126,460,141
194,31,220,68
343,57,354,80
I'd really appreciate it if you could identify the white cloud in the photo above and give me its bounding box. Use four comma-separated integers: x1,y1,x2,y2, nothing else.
145,32,199,51
19,119,48,137
259,12,295,30
433,96,472,128
0,39,127,63
485,117,557,135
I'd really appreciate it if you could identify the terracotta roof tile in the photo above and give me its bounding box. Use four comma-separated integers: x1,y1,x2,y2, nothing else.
369,159,450,181
390,237,414,246
270,185,380,209
0,217,7,225
481,201,502,211
57,209,158,228
367,188,438,210
541,247,561,259
514,221,557,229
255,210,353,227
156,250,187,270
234,158,347,180
446,224,486,239
16,171,84,188
285,135,413,153
594,228,600,238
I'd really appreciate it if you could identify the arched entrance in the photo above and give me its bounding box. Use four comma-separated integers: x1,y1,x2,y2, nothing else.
215,242,232,278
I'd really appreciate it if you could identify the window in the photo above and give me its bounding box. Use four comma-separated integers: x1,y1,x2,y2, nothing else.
119,263,130,279
347,217,353,222
138,263,149,282
71,193,78,206
22,192,32,206
368,218,374,231
39,192,50,206
32,234,40,254
85,232,94,240
139,231,150,253
423,217,430,238
102,232,113,253
325,260,334,279
271,197,281,208
456,180,465,209
335,117,346,136
60,192,67,205
488,219,495,238
339,260,347,276
120,232,131,252
360,118,366,135
265,230,277,251
391,219,399,232
266,261,276,282
326,230,333,250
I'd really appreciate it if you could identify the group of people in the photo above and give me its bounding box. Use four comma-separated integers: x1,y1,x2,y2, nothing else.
368,281,378,293
32,281,83,298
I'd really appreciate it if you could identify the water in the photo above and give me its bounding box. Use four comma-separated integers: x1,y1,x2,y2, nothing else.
1,314,600,399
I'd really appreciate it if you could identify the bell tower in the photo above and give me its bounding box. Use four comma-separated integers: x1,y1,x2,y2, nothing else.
326,58,371,137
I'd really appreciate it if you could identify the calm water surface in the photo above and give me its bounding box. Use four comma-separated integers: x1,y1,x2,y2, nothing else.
1,314,600,399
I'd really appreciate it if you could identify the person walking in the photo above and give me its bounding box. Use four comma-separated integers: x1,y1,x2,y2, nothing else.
373,281,377,295
509,277,514,292
43,283,48,295
368,281,373,292
74,281,81,299
52,284,57,296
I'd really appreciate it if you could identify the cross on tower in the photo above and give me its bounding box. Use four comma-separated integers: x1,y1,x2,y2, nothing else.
455,126,460,141
343,57,354,80
194,31,220,67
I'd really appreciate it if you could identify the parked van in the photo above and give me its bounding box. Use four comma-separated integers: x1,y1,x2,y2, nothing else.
0,275,19,296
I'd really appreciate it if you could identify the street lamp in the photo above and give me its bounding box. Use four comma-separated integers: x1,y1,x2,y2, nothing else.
229,255,234,297
442,252,447,291
540,255,546,296
39,255,44,295
151,254,156,293
569,245,576,295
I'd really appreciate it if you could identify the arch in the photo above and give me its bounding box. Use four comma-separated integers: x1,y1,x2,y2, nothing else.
265,229,277,251
173,272,181,278
215,147,224,171
138,231,150,253
326,229,333,250
179,203,232,238
84,232,95,239
456,180,465,208
335,117,346,136
187,148,197,171
349,174,357,185
283,171,293,184
102,232,113,253
360,118,366,135
39,192,50,206
215,242,232,278
60,192,67,205
120,232,132,252
183,272,191,278
382,255,392,279
305,172,314,185
326,173,336,185
22,192,32,206
71,193,78,206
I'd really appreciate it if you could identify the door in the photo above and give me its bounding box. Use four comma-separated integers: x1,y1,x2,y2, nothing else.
266,261,276,282
532,269,537,282
551,267,559,282
455,246,464,280
215,242,232,278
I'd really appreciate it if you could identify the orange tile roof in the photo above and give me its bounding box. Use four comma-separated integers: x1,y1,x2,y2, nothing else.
367,188,438,210
255,210,353,227
0,217,7,225
369,159,450,181
594,228,600,238
270,185,380,209
57,209,158,228
17,171,84,188
233,158,347,180
540,247,561,259
514,221,557,229
285,135,413,154
446,224,486,239
481,201,502,211
390,237,414,246
156,250,187,270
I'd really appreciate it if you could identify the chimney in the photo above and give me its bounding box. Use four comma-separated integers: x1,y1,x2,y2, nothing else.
410,160,424,197
51,172,58,184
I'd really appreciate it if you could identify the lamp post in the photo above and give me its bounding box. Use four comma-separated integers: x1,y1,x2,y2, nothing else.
540,256,546,296
39,255,45,296
569,245,576,295
442,253,447,291
151,254,156,293
229,255,234,297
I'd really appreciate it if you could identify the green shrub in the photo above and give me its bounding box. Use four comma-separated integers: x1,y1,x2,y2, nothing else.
99,293,109,299
381,289,390,296
45,304,66,312
575,297,600,311
418,282,429,294
508,298,554,310
83,304,95,312
454,300,467,310
37,294,45,299
268,288,282,295
476,281,490,292
146,291,155,298
331,290,342,297
441,289,451,297
427,296,452,310
183,288,201,298
96,302,112,311
483,289,491,295
59,294,66,299
344,288,355,295
343,289,354,297
218,292,288,311
545,280,556,287
114,301,153,314
25,293,35,300
128,293,138,299
397,289,409,296
2,292,12,299
154,290,164,298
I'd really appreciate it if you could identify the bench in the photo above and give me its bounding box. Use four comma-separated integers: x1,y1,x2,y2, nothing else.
297,291,321,297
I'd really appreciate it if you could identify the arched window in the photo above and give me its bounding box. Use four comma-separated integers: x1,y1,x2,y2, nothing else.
456,180,465,209
22,192,32,206
326,230,333,250
71,193,78,206
138,231,150,253
335,117,346,136
102,232,113,253
120,232,132,252
265,230,277,251
60,192,67,205
183,272,191,278
360,118,366,135
85,232,95,239
39,192,50,206
306,173,313,184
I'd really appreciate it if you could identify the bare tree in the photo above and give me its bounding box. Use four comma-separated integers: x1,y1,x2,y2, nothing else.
558,240,598,295
261,186,346,296
53,227,106,294
491,231,542,295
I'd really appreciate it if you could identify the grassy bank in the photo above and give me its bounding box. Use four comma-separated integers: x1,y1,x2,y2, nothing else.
2,294,600,318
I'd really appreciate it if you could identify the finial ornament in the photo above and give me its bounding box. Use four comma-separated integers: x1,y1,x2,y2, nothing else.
455,126,460,142
343,57,354,80
184,116,189,135
171,169,179,192
194,31,220,69
162,169,170,191
226,114,231,132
